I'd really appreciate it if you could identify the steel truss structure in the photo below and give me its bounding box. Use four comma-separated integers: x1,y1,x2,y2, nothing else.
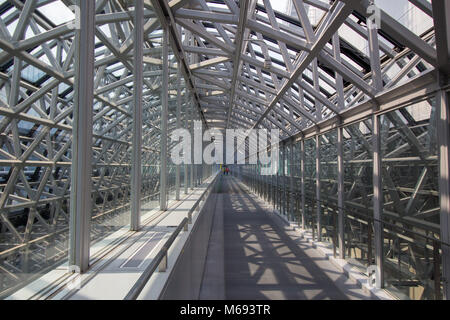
0,0,213,297
0,0,449,300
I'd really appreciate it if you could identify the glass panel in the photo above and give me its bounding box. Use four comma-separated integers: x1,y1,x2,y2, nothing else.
0,2,165,297
380,98,441,300
167,44,177,203
291,142,302,225
0,105,73,297
141,23,163,214
304,138,316,235
343,119,374,271
319,130,338,249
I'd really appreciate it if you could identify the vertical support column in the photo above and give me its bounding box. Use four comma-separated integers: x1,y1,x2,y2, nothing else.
175,67,181,201
275,159,278,211
373,113,384,288
337,126,345,259
201,131,205,183
193,115,201,187
255,164,258,194
368,13,383,274
281,142,286,216
433,0,450,299
69,0,95,272
131,0,143,231
160,27,169,211
289,139,295,223
189,98,194,189
256,164,258,192
334,29,346,258
184,90,189,195
284,143,287,217
192,107,197,188
266,159,269,201
300,138,306,229
437,84,450,299
271,167,274,208
316,134,321,241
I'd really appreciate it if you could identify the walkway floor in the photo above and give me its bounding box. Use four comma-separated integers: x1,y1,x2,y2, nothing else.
200,175,373,300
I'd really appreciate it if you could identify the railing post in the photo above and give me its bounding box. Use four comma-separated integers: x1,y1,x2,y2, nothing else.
158,253,168,272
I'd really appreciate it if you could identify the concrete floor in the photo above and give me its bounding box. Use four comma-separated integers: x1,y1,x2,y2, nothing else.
200,176,374,300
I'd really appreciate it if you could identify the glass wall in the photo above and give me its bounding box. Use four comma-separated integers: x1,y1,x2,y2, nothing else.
291,142,302,225
380,98,441,299
319,131,338,246
167,48,178,203
141,32,163,214
304,138,316,235
0,93,74,297
240,95,444,300
343,120,374,270
0,1,215,298
279,145,287,217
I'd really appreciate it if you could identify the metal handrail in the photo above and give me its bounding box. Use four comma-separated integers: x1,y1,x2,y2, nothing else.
124,173,219,300
124,217,188,300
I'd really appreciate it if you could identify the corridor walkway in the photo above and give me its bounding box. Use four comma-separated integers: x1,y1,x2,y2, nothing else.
200,176,374,300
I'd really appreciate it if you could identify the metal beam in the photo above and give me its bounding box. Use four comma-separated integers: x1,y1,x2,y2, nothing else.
184,89,189,195
69,0,95,273
350,0,437,67
251,0,356,130
131,0,143,231
432,0,450,77
437,83,450,299
189,56,231,71
226,0,254,128
150,0,209,128
160,27,169,211
175,67,182,201
298,137,304,229
368,16,383,92
289,138,295,222
337,126,345,259
315,134,321,241
372,113,384,288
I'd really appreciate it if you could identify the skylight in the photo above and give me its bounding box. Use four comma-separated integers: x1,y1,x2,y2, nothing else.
37,1,75,26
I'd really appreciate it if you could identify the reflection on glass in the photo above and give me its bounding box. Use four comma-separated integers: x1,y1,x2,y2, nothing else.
343,119,374,271
380,98,441,300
